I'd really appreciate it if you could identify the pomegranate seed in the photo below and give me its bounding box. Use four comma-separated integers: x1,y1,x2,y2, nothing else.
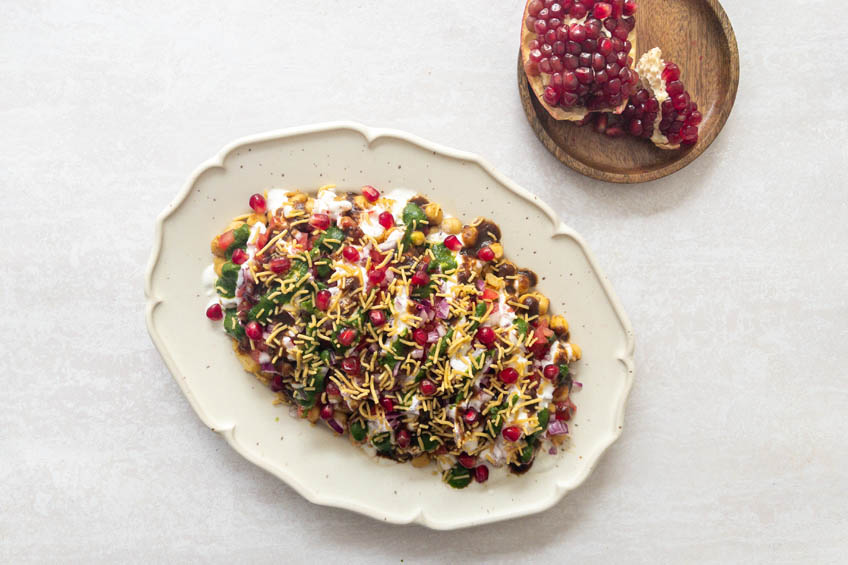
628,118,643,136
380,397,394,412
549,2,564,17
623,0,637,15
310,213,330,231
341,356,360,375
543,364,560,380
444,235,462,251
611,0,624,17
411,270,430,287
367,268,385,285
682,125,699,143
499,367,519,384
463,408,479,425
474,465,489,483
571,2,587,18
342,246,359,262
528,0,544,16
362,185,380,202
315,289,331,311
458,454,476,469
378,211,394,229
270,375,284,392
319,403,334,420
543,86,558,105
249,193,266,214
662,62,680,83
396,428,411,448
667,80,684,97
688,111,702,126
502,426,522,442
593,2,611,18
476,326,496,346
269,257,291,274
369,309,386,326
205,303,223,320
245,321,262,340
477,246,495,261
338,328,356,346
420,379,437,395
534,18,547,35
326,382,340,396
524,59,540,77
413,328,428,346
231,248,248,265
568,23,586,42
673,92,690,111
575,67,594,84
556,403,572,421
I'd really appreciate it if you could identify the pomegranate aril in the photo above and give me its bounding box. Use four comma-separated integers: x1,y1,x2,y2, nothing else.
563,71,578,91
310,213,330,231
249,193,266,214
568,23,586,43
231,248,248,265
368,268,386,285
592,52,605,71
550,56,564,72
206,303,223,321
369,309,386,326
320,403,334,420
550,2,564,16
534,18,548,34
628,119,643,136
585,18,601,39
474,465,489,483
341,356,360,375
458,453,476,469
593,2,612,18
667,80,684,97
378,211,394,229
315,289,331,311
396,428,411,448
420,379,437,395
623,0,637,15
529,48,543,63
543,364,560,380
463,408,479,425
682,125,699,143
524,59,540,77
245,321,262,340
553,41,566,56
477,246,495,261
563,54,578,71
444,235,462,251
673,92,690,111
499,367,519,384
539,58,553,74
605,125,625,137
502,426,522,442
529,0,544,16
380,397,394,413
413,328,428,347
476,326,496,346
571,2,587,18
342,245,359,262
326,382,340,396
543,86,558,105
688,111,702,126
411,270,430,287
362,185,380,202
566,41,581,56
561,91,578,106
545,29,557,44
578,52,592,68
269,257,290,274
575,67,593,84
338,328,357,346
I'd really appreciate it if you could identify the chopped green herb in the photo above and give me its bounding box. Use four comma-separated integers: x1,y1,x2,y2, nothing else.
445,464,472,489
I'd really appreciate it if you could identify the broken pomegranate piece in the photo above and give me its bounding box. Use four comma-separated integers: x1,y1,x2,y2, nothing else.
521,0,639,121
579,47,701,150
631,47,701,148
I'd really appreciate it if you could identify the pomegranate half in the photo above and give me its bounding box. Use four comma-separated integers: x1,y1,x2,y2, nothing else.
521,0,639,121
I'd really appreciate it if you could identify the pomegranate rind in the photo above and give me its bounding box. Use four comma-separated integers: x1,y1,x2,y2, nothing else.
520,0,637,121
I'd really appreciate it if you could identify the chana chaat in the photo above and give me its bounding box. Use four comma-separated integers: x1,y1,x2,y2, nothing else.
204,185,581,488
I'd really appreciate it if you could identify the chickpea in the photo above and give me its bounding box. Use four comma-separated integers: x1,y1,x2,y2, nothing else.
461,225,478,246
441,217,462,234
485,273,505,289
424,202,443,224
489,242,504,260
549,315,569,335
410,230,426,246
569,343,582,361
411,454,431,468
537,294,550,315
516,273,532,295
213,256,226,276
338,216,356,230
521,294,540,317
496,260,517,278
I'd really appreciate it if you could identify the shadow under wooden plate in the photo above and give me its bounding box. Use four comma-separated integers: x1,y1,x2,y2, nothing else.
518,0,739,184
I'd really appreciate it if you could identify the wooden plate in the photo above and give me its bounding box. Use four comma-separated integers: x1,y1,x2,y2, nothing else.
518,0,739,183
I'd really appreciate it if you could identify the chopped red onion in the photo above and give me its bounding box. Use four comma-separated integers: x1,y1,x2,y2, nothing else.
547,420,569,436
410,348,424,359
548,446,558,455
572,381,583,390
435,299,450,319
392,362,401,377
427,330,440,343
436,324,447,337
260,363,279,374
327,419,344,434
475,279,485,291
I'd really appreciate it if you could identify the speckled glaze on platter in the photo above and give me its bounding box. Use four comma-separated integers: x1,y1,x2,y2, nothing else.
145,123,634,529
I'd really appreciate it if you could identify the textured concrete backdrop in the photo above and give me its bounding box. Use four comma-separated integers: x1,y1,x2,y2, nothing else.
1,1,846,563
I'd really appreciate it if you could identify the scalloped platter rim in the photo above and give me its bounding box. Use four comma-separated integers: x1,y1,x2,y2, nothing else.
145,122,635,529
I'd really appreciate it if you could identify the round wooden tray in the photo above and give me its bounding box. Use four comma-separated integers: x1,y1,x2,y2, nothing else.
518,0,739,184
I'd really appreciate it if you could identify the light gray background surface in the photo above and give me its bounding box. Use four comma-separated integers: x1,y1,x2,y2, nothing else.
2,1,846,563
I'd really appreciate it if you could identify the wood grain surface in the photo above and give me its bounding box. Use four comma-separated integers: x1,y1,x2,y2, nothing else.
518,0,740,183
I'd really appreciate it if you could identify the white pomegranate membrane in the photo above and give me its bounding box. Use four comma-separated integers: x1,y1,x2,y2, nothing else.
523,0,640,111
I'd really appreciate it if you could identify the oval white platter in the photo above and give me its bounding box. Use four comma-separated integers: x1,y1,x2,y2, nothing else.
145,122,634,529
